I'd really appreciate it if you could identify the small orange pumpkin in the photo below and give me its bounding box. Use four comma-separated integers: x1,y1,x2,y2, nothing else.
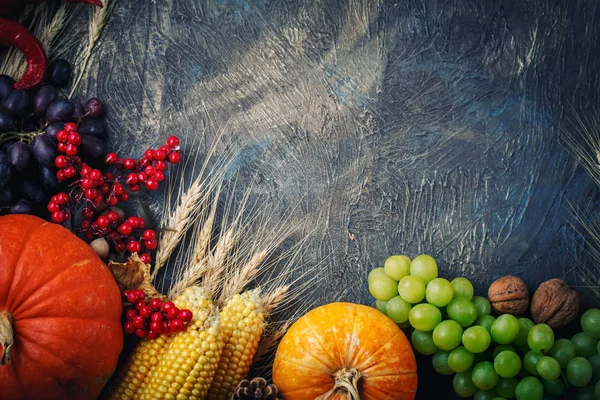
272,302,418,400
0,214,123,399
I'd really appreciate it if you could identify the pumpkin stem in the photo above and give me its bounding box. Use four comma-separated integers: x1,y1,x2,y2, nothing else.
0,311,14,365
326,368,361,400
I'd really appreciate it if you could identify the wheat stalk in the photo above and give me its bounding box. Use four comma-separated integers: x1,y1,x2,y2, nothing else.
69,0,111,97
252,320,291,365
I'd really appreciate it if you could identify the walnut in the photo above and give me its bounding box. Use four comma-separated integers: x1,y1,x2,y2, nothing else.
488,276,529,316
531,279,579,328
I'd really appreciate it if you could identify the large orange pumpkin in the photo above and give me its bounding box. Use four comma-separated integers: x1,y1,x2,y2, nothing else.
272,302,418,400
0,214,123,399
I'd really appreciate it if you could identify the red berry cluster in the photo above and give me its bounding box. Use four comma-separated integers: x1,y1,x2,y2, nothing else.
46,126,181,263
122,290,193,339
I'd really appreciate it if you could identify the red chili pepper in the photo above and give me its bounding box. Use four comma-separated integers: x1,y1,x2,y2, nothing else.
0,18,47,90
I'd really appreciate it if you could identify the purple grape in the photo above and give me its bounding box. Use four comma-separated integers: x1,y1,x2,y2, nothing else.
10,199,32,214
23,180,45,203
84,97,104,117
0,75,14,100
0,151,10,188
73,102,84,119
79,134,106,159
33,85,58,117
45,122,65,140
39,165,59,192
1,90,29,116
0,107,14,133
77,117,105,138
0,187,14,206
46,59,71,87
9,142,31,172
46,99,74,123
31,134,57,168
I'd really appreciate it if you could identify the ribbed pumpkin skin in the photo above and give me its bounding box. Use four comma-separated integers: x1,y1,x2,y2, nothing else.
272,302,418,400
0,214,123,400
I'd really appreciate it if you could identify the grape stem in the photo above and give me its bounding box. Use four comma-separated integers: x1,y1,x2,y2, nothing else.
0,130,43,145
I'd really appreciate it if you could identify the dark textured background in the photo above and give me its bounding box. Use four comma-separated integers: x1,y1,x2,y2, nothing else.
61,0,600,398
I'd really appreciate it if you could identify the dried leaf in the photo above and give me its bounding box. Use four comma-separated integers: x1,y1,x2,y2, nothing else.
107,253,165,300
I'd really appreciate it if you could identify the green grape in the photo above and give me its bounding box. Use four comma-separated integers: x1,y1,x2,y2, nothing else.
426,278,454,307
449,346,475,372
409,254,438,285
572,332,598,358
581,309,600,340
408,304,441,332
535,356,560,380
368,274,399,301
432,350,454,375
367,267,387,282
542,378,565,396
493,344,516,359
433,320,463,351
385,296,411,323
549,338,576,368
514,318,535,348
595,381,600,399
474,351,492,364
472,296,492,316
375,300,388,314
411,329,439,355
463,326,491,353
476,315,496,333
527,324,554,353
472,361,499,390
576,386,596,400
474,389,499,400
496,377,518,399
491,314,520,345
587,353,600,383
398,320,411,329
398,275,426,303
523,351,543,376
453,369,478,398
447,298,478,327
597,340,600,355
567,357,593,387
494,350,522,378
451,277,474,300
515,377,543,400
384,255,411,281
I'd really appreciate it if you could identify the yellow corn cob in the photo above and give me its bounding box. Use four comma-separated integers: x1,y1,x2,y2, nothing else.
103,287,212,400
207,289,265,400
136,287,223,400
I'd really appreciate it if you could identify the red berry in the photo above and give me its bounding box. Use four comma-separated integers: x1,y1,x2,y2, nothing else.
62,210,70,221
159,145,170,153
85,188,99,199
127,240,142,253
149,321,163,334
168,151,181,164
144,165,156,176
47,202,60,213
129,184,140,192
105,152,118,165
139,305,153,319
64,166,77,178
81,178,94,189
80,219,91,229
135,301,146,311
114,183,124,196
155,160,167,171
105,211,118,222
140,157,151,168
56,130,68,142
144,238,158,251
125,309,138,320
161,301,175,313
90,169,103,181
81,164,91,177
135,329,147,338
56,192,68,204
65,144,78,156
167,136,180,148
93,196,103,206
125,173,138,186
169,319,184,333
132,315,146,329
56,169,66,181
124,158,136,170
153,149,167,161
147,332,159,340
135,289,146,300
166,307,180,320
125,290,138,303
119,192,130,202
51,211,64,223
162,321,170,334
144,149,155,160
151,311,164,321
82,208,94,219
64,122,77,132
124,322,136,334
145,178,159,191
96,216,110,228
115,241,126,253
127,217,144,229
137,172,148,183
67,132,81,145
149,298,162,309
99,183,109,195
178,309,193,322
143,229,156,241
57,142,67,152
106,195,118,206
105,172,114,180
54,155,68,168
118,222,133,235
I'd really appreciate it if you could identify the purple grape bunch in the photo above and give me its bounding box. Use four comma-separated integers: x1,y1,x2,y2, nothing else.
0,59,108,216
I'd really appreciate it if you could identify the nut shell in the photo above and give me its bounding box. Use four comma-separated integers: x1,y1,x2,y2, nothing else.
488,276,529,316
530,279,579,328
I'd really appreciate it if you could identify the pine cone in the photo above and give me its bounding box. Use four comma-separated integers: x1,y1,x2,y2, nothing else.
231,377,283,400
